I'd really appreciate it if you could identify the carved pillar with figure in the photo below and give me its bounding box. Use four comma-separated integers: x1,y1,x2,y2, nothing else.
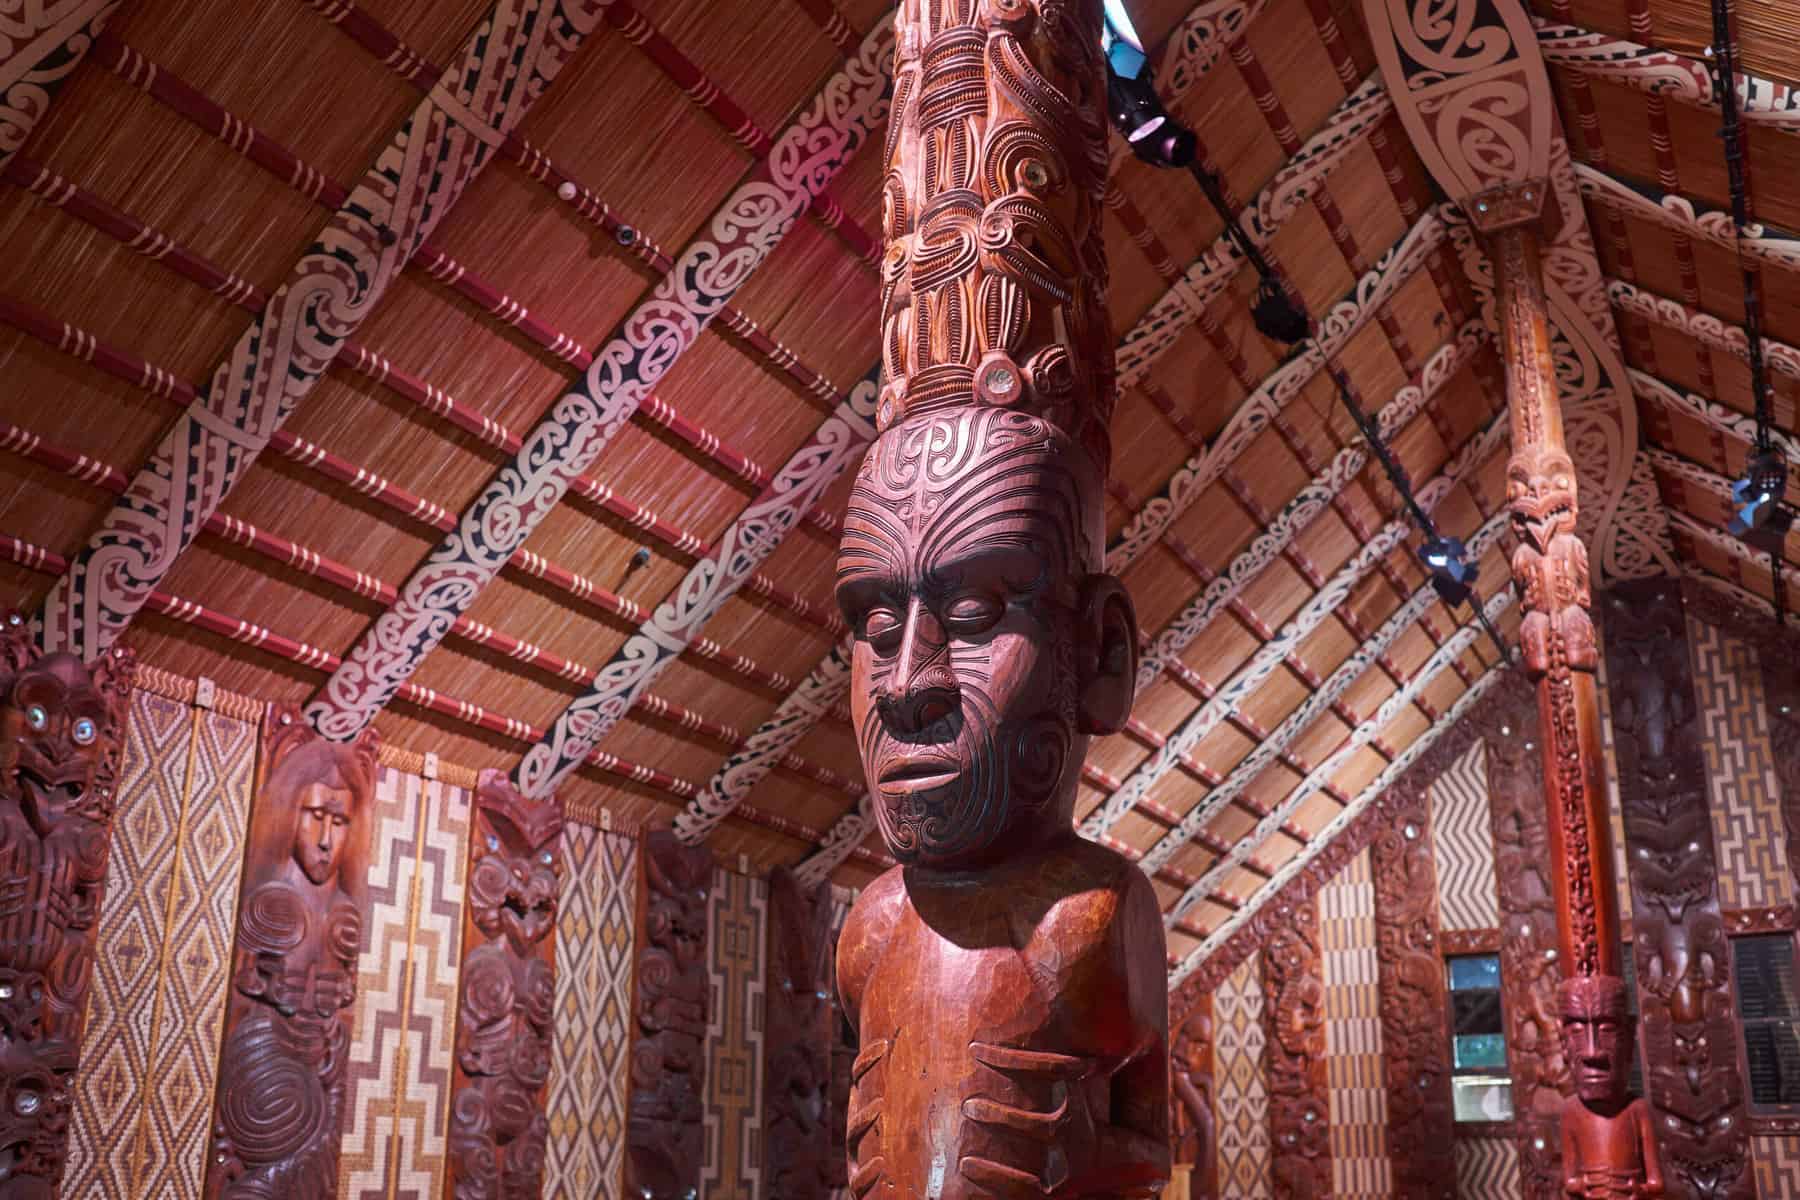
762,867,834,1200
207,705,376,1198
445,769,563,1199
1474,181,1654,1198
0,614,132,1191
1170,988,1215,1199
626,829,713,1200
832,0,1170,1195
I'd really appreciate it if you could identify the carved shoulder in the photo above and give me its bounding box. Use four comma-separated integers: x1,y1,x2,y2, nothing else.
835,866,904,1025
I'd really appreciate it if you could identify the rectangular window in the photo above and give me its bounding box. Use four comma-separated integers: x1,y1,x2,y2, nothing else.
1447,952,1514,1122
1733,933,1800,1108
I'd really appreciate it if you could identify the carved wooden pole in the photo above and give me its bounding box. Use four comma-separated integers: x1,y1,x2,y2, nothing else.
1475,181,1658,1195
833,0,1169,1194
762,868,834,1200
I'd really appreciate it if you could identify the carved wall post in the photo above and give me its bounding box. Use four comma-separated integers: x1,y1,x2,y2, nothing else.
1170,987,1216,1197
1262,893,1328,1199
831,0,1169,1194
762,867,833,1200
206,704,375,1198
0,613,132,1190
626,829,712,1200
1602,580,1752,1198
1369,775,1455,1199
445,769,563,1199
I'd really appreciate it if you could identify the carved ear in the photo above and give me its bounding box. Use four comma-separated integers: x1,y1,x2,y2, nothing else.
1078,573,1137,735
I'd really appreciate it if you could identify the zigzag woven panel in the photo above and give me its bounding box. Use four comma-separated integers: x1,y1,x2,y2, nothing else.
1319,848,1390,1200
338,767,472,1200
66,689,257,1198
1753,1134,1800,1195
1688,615,1789,909
545,823,637,1199
1455,1135,1521,1197
1429,737,1500,931
702,868,767,1197
1214,951,1272,1199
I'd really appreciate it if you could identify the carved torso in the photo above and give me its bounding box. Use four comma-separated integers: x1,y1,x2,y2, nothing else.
839,840,1165,1199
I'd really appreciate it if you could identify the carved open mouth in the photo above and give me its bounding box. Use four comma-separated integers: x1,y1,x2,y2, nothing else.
876,756,960,794
16,764,81,830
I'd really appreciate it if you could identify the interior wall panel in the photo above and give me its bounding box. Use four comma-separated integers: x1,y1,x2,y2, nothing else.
1430,738,1499,932
1214,951,1272,1200
1455,1136,1522,1197
703,867,767,1197
1319,848,1391,1199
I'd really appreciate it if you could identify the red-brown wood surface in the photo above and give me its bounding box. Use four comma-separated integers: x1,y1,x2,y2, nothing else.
1171,990,1215,1193
1369,772,1455,1200
1262,891,1328,1200
1602,579,1749,1199
0,618,132,1191
763,867,835,1200
445,770,562,1199
626,828,713,1200
206,705,376,1198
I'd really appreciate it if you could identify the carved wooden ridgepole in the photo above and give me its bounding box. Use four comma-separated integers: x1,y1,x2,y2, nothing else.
832,0,1169,1194
1474,181,1659,1195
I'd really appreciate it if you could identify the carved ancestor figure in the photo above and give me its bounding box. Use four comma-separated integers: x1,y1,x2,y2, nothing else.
447,770,562,1200
1261,899,1327,1200
1559,976,1662,1200
208,706,376,1198
626,830,712,1200
1170,1001,1215,1197
0,615,131,1193
835,1,1167,1194
1508,445,1596,676
763,868,834,1200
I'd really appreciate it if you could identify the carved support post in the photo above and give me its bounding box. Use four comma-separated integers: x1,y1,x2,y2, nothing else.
207,705,376,1198
762,867,833,1200
1602,581,1751,1199
1262,892,1328,1199
1369,776,1455,1199
626,829,712,1200
0,614,132,1190
1170,988,1216,1197
445,770,563,1199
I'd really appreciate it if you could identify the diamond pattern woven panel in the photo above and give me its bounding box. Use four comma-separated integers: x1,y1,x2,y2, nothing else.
1213,952,1271,1200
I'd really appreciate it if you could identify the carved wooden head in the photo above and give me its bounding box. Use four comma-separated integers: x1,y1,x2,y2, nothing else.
0,616,132,840
1558,974,1634,1108
837,408,1135,868
469,769,563,955
1506,445,1578,554
253,707,376,898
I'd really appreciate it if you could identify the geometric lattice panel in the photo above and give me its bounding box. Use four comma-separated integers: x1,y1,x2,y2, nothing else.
67,689,257,1199
1431,738,1500,931
1320,848,1390,1199
1215,951,1271,1199
1688,615,1790,909
545,823,637,1199
702,868,767,1198
1454,1134,1521,1197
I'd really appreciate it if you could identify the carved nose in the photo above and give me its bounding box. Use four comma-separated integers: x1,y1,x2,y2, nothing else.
875,603,958,733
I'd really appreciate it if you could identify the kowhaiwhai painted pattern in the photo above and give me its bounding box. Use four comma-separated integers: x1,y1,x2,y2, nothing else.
701,869,766,1198
66,689,257,1198
38,0,598,663
1431,738,1500,932
308,21,894,752
1319,850,1390,1200
545,822,636,1199
0,0,122,173
1534,21,1800,131
1687,616,1790,909
1214,952,1271,1200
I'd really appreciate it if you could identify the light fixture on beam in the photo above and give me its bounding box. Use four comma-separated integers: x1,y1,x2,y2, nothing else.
1418,535,1478,608
1728,449,1791,540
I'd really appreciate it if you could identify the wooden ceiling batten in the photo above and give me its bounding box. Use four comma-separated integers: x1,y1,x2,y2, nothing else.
34,0,600,664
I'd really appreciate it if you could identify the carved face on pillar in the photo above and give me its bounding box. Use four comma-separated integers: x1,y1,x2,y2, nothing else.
1507,446,1578,554
290,781,353,886
0,651,124,839
1559,975,1633,1108
468,777,563,956
836,408,1136,869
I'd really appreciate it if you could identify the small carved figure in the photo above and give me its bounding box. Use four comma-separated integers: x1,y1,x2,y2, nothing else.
1558,976,1662,1200
0,615,132,1193
625,830,712,1200
763,869,834,1200
1508,445,1596,675
447,770,562,1200
1171,1005,1214,1194
208,705,376,1198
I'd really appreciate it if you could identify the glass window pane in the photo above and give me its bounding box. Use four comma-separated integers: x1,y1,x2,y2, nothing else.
1448,954,1501,992
1452,990,1504,1037
1735,935,1800,1021
1454,1033,1508,1070
1452,1075,1515,1122
1744,1020,1800,1106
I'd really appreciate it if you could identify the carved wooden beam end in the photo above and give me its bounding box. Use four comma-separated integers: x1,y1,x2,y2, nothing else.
0,613,133,1191
626,829,714,1200
446,768,564,1199
1466,177,1551,236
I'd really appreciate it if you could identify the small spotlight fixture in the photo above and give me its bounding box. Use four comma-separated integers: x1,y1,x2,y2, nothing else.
1102,4,1195,169
1418,536,1478,607
1728,449,1791,538
1251,276,1310,346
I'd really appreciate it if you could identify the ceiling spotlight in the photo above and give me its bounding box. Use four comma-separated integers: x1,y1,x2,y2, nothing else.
1103,5,1195,169
1251,276,1310,346
1418,536,1478,608
1728,449,1791,540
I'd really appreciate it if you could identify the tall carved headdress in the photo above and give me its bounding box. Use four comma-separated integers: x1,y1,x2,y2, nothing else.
879,0,1115,494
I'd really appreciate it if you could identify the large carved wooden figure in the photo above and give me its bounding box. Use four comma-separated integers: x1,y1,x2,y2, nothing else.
447,770,562,1199
0,616,131,1193
208,706,376,1198
1558,976,1662,1199
835,1,1169,1195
